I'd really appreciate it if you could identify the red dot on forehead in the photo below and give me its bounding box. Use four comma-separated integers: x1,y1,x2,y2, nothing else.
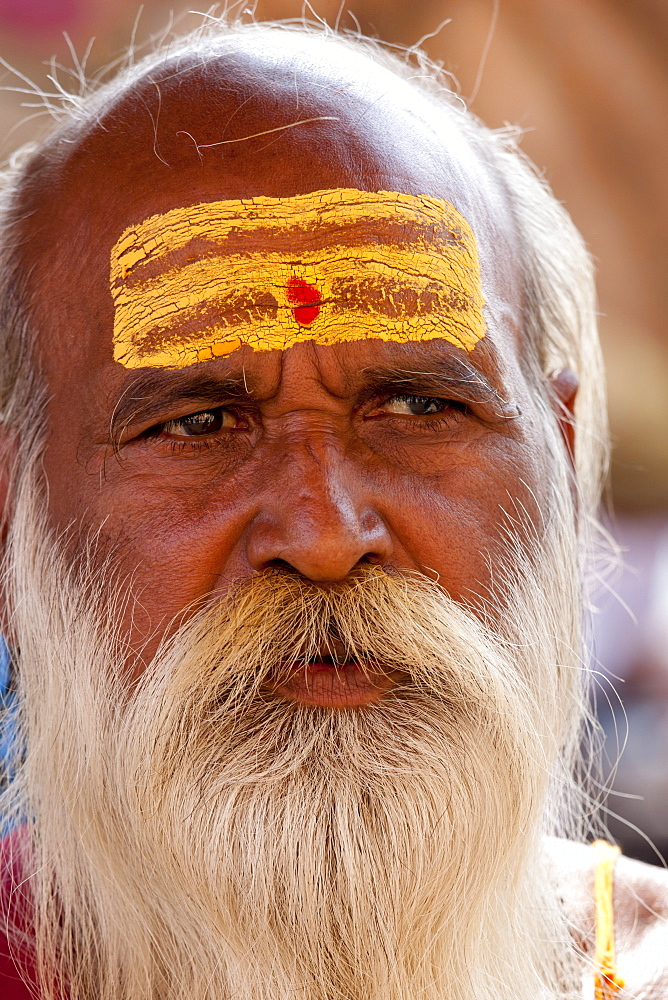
287,277,321,327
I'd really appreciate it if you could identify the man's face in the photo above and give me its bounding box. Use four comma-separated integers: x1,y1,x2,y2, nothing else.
16,45,560,705
1,37,585,999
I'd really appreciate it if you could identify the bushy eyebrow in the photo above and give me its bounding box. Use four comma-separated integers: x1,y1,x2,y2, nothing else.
356,356,509,410
109,370,256,447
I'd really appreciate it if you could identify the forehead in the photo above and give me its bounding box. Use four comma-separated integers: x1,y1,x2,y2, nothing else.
111,188,487,371
15,35,524,396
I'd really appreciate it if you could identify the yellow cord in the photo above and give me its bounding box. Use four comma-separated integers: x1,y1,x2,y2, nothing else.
592,840,626,998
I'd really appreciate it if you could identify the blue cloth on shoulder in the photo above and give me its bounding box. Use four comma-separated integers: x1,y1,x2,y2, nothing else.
0,635,20,834
0,635,17,774
0,636,9,696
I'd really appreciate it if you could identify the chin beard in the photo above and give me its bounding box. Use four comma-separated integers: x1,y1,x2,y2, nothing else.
0,464,589,1000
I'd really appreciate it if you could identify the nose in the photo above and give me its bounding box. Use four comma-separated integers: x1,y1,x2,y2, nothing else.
245,440,393,582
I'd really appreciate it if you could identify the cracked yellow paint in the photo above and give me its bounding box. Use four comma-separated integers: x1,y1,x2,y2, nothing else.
110,188,486,369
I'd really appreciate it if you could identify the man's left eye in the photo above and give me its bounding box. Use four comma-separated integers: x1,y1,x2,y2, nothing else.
382,395,449,416
160,409,238,437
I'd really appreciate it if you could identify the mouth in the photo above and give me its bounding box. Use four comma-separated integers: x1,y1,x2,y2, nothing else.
269,641,402,708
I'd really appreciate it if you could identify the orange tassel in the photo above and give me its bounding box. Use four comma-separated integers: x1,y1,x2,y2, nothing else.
592,840,625,998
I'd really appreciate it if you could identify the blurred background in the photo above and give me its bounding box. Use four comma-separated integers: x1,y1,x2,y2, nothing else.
0,0,666,862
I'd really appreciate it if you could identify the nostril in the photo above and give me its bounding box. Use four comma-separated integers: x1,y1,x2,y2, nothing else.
266,557,294,573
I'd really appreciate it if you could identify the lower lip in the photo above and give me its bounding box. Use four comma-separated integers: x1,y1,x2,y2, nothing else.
271,662,400,708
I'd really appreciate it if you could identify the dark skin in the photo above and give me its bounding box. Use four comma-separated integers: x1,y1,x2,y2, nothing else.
0,35,666,977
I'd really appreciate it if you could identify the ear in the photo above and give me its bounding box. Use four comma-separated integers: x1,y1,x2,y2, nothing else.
549,368,578,467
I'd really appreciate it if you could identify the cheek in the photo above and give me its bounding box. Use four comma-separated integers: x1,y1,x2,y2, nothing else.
382,434,552,603
65,465,263,663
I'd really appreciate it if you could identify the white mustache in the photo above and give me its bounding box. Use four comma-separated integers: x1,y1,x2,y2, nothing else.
142,564,515,705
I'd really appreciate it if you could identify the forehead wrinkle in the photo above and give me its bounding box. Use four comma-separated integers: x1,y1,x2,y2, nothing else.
291,339,352,402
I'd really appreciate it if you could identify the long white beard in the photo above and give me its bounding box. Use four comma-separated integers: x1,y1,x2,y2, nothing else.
1,461,588,1000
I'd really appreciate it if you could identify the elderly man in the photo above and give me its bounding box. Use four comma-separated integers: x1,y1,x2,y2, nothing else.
0,16,665,1000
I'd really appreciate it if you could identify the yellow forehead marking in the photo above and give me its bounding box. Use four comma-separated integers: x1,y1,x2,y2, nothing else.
109,188,486,369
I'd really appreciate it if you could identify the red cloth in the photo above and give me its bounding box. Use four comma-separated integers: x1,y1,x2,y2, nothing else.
0,830,37,998
0,944,33,999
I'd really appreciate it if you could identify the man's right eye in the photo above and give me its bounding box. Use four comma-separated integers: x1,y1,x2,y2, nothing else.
159,409,240,438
